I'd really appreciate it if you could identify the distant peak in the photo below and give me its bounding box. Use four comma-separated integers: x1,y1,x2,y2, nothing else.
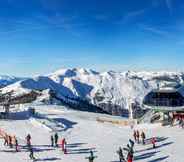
51,68,76,77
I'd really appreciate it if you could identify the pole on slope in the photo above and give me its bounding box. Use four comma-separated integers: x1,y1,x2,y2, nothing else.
128,97,134,129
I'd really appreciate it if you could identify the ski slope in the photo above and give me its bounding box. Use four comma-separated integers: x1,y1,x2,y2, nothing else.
0,105,183,162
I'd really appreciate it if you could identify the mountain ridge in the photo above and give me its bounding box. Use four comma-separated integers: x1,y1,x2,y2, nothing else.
1,68,184,115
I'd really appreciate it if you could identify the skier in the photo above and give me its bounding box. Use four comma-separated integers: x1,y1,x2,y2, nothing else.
127,151,133,162
123,144,134,158
61,138,67,152
181,118,184,128
171,117,174,126
4,134,9,146
51,135,54,147
123,144,133,162
136,130,140,144
54,133,58,147
29,147,36,161
133,130,137,142
116,147,125,162
15,138,19,152
127,144,134,155
63,139,67,154
129,139,134,148
141,131,146,145
9,136,13,148
151,137,156,149
85,150,97,162
179,118,183,128
26,134,31,147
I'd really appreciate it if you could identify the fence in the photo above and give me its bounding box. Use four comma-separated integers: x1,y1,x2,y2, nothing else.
96,117,137,126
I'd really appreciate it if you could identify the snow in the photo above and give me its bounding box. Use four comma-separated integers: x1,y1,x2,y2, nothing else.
0,104,183,162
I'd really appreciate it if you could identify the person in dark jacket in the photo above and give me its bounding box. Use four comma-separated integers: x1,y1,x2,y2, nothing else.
136,130,140,144
29,147,36,160
129,139,134,148
51,135,54,147
9,136,13,148
15,138,19,152
117,147,125,162
54,133,58,147
85,150,97,162
141,131,146,145
133,130,137,142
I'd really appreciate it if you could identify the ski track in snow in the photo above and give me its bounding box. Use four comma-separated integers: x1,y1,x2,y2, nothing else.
0,105,183,162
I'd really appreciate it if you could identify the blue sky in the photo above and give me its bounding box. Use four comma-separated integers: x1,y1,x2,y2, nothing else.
0,0,184,76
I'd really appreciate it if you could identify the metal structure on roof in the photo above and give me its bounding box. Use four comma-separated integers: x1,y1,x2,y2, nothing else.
0,90,39,118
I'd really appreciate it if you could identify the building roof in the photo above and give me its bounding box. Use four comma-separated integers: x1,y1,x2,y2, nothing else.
152,83,184,96
143,83,184,111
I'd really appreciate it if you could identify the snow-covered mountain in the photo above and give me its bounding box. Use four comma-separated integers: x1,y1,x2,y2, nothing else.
0,75,24,88
1,68,184,115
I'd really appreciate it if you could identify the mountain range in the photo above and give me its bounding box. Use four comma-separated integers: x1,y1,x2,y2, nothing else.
1,68,184,115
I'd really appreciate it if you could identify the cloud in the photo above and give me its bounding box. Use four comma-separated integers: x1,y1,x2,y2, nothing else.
0,14,82,38
139,24,170,38
122,9,147,23
113,8,147,25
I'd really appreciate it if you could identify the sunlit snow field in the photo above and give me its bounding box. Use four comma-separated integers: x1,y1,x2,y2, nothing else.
0,105,183,162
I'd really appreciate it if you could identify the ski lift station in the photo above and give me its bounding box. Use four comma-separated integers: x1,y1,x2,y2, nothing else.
143,83,184,111
141,83,184,124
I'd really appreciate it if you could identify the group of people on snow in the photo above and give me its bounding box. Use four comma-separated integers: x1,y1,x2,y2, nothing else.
3,134,19,152
133,130,146,145
2,130,69,161
170,113,184,128
51,132,67,154
117,139,134,162
133,130,156,148
116,130,157,162
3,133,35,160
1,128,158,162
50,133,58,147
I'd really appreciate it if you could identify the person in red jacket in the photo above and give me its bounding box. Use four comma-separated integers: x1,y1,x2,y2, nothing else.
61,138,67,154
60,138,65,151
127,151,133,162
26,134,31,147
151,137,156,148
